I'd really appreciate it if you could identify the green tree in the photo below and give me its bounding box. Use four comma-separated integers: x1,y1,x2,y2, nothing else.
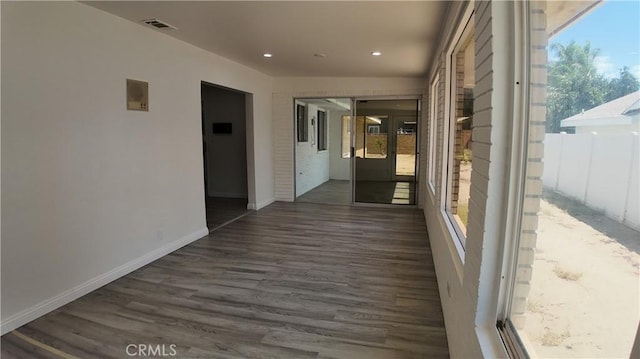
547,42,640,133
605,66,640,101
547,42,607,133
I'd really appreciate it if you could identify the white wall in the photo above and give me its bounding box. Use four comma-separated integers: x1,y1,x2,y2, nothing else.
295,101,330,196
202,85,248,198
273,77,426,201
329,110,351,180
1,1,273,334
543,133,640,230
575,121,640,134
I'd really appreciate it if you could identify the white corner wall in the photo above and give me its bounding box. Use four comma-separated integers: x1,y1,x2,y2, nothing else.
295,101,330,197
329,110,351,181
1,1,273,334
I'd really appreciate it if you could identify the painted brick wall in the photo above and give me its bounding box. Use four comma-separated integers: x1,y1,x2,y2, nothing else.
422,1,518,357
273,93,295,201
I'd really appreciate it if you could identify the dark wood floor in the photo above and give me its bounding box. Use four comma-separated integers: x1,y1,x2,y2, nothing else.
1,202,448,359
297,180,351,205
206,196,251,231
354,181,416,205
297,180,416,206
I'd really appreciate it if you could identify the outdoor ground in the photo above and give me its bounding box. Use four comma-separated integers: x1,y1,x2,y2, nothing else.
521,190,639,358
395,154,416,176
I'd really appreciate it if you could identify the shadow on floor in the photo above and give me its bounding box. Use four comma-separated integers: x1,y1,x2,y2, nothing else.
296,180,416,205
206,197,252,231
542,189,640,255
296,180,351,204
355,181,415,205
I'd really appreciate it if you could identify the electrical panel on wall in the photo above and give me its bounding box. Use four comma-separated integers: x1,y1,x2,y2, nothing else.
126,79,149,111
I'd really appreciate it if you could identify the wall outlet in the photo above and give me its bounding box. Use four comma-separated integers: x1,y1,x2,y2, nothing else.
156,230,164,242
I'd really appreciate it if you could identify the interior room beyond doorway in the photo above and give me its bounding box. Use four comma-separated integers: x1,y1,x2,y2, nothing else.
201,82,251,230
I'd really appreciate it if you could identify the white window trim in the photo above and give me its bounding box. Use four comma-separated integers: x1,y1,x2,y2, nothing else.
497,0,529,324
428,74,439,194
442,5,474,254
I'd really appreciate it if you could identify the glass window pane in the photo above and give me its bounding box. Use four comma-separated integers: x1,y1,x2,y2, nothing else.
317,110,327,151
508,2,640,358
446,18,474,241
341,116,351,158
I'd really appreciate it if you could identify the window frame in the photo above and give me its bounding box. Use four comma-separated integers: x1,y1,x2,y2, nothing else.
442,9,475,251
341,115,351,158
296,104,308,142
428,74,440,194
317,110,327,151
496,1,529,354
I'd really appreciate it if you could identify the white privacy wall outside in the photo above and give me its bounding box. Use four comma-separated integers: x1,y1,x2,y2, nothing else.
543,133,640,230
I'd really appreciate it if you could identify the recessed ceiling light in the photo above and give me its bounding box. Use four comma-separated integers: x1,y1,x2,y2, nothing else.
371,51,382,56
263,53,273,58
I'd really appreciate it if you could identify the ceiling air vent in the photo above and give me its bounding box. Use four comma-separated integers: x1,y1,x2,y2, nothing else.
142,19,178,30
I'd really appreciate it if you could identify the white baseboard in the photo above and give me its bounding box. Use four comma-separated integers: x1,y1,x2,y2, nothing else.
0,227,209,335
249,198,275,210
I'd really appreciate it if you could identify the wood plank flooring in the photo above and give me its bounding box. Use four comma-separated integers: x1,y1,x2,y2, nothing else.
1,202,449,359
296,180,416,206
206,197,251,231
296,180,351,205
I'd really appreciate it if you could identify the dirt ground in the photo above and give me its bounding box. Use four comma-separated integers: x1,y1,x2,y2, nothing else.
395,154,416,176
520,190,639,358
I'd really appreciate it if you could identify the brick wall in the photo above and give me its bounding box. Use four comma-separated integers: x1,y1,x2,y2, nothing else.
397,134,416,154
422,1,522,357
511,1,548,329
450,51,467,215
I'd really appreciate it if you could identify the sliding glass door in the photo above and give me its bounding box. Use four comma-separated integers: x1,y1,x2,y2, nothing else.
352,99,419,205
293,97,419,206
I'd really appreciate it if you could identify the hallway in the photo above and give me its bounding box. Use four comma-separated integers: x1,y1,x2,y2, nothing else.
2,202,448,358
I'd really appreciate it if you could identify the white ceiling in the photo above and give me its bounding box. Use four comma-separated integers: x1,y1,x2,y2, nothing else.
85,1,449,78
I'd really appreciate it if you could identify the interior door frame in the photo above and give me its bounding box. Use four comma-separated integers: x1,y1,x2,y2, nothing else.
292,97,354,203
351,96,421,206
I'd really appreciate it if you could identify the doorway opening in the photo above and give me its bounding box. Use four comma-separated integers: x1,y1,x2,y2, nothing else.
294,98,352,205
353,99,419,205
201,82,251,230
293,97,419,206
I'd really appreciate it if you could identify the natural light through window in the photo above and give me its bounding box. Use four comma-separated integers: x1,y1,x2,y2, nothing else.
504,1,640,358
445,15,474,242
342,115,351,158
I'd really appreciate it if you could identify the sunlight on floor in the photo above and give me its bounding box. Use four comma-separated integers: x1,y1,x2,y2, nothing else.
391,182,411,204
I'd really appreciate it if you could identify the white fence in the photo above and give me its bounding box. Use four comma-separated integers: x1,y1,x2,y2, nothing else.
543,132,640,231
